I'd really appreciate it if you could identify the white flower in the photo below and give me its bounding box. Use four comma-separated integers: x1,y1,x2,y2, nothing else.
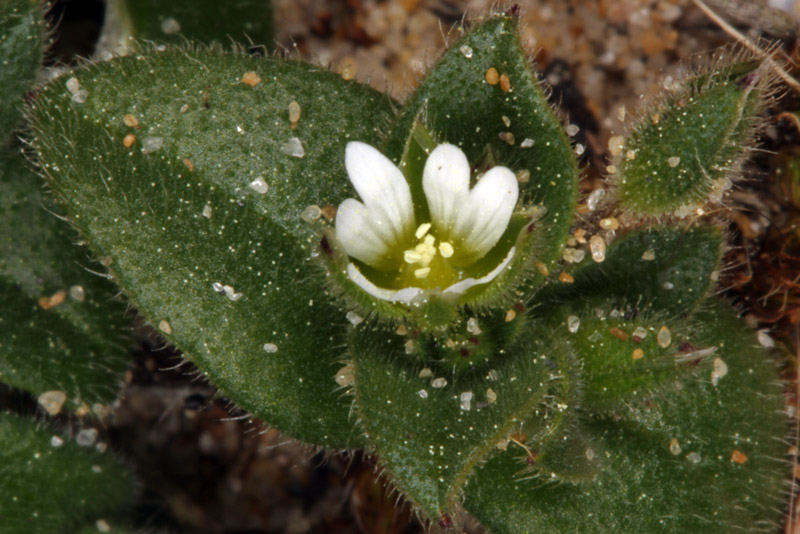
335,141,519,303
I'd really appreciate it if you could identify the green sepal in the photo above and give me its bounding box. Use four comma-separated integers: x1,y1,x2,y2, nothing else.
0,0,46,142
383,15,578,288
0,412,136,534
541,226,723,317
111,0,273,48
463,300,787,534
349,318,579,519
0,154,131,409
615,57,771,217
30,49,395,448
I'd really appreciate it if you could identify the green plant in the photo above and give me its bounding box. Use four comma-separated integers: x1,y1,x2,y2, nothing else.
1,2,790,532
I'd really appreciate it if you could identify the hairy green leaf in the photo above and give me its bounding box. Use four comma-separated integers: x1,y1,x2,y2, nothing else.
114,0,273,48
464,301,787,533
615,59,769,217
350,318,578,519
0,0,46,141
0,412,135,534
541,226,723,317
30,50,394,448
0,154,130,408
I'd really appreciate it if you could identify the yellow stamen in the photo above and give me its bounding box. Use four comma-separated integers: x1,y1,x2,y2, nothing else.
414,267,431,279
415,223,432,239
404,250,422,264
402,228,457,285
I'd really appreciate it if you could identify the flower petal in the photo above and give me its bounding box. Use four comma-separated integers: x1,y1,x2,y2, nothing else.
345,142,415,252
452,166,518,262
442,247,516,298
335,198,395,267
422,143,470,237
346,263,424,304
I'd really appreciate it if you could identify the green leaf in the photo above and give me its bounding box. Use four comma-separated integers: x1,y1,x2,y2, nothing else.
562,309,710,412
30,50,395,448
0,154,131,409
0,0,46,141
615,59,769,217
383,15,578,281
113,0,273,48
350,319,579,519
464,300,787,533
0,412,135,534
541,226,723,317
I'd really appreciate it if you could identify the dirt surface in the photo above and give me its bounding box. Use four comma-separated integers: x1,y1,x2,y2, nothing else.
36,1,800,533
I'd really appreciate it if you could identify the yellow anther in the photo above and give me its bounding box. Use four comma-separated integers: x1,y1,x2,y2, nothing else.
439,242,454,258
404,250,422,264
415,223,432,239
414,267,431,279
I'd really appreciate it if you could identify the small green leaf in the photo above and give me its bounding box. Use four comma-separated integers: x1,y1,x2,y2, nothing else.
0,154,130,409
464,300,787,533
31,50,395,448
114,0,273,47
350,319,578,519
0,412,135,534
564,310,709,412
0,0,46,141
542,226,723,317
615,58,769,217
384,15,578,281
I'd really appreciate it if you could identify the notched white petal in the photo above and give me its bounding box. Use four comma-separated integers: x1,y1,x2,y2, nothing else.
442,247,516,297
335,198,392,267
347,263,424,304
453,166,518,261
345,142,415,250
423,143,470,236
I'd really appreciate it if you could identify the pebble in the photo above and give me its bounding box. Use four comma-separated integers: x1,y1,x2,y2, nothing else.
161,17,181,34
242,71,261,86
345,311,363,326
608,135,625,156
334,364,354,387
282,137,305,158
431,377,447,388
141,137,163,153
567,315,580,333
38,391,67,416
76,428,98,447
459,391,473,411
657,326,671,348
589,235,606,262
485,67,499,85
248,177,269,194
